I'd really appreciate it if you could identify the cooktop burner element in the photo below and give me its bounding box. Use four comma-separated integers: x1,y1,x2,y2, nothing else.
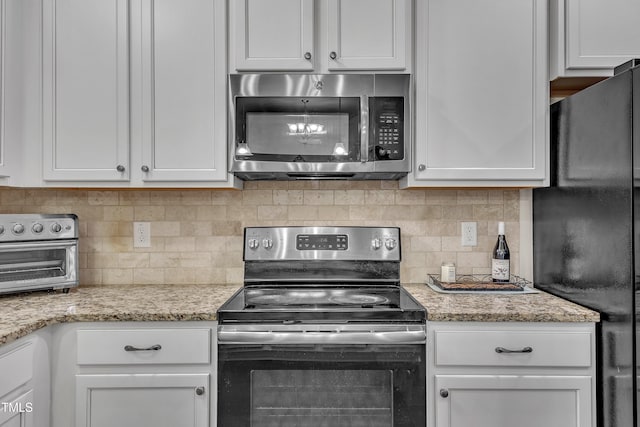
243,287,396,308
217,226,426,324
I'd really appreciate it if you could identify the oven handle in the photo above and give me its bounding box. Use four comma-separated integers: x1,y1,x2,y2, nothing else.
217,329,426,345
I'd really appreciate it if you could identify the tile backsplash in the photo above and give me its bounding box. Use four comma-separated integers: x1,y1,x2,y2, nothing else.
0,182,520,286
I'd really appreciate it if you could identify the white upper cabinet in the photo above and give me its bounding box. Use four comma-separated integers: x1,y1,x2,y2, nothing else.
231,0,315,71
550,0,640,79
325,0,408,71
405,0,548,187
136,0,228,182
230,0,411,72
41,0,231,186
42,0,130,182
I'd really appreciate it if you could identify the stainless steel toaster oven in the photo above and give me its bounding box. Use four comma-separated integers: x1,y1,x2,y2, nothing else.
0,214,79,295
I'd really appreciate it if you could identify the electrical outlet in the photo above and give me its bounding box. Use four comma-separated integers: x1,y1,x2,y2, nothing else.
461,222,477,246
133,222,151,248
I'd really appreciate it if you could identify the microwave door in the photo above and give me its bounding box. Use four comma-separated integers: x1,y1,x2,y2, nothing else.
235,97,362,164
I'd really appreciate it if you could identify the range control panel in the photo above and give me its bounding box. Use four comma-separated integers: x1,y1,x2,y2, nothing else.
244,226,400,261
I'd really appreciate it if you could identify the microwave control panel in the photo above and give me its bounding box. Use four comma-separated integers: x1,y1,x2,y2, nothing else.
370,97,404,161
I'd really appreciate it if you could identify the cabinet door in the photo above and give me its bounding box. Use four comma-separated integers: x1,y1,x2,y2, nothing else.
232,0,314,71
435,375,593,427
326,0,408,70
76,373,209,427
555,0,640,77
0,390,35,427
412,0,547,186
42,0,130,181
137,0,227,181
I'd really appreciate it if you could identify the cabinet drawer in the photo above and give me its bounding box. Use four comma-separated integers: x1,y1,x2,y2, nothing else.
77,328,210,365
434,329,592,367
0,342,33,397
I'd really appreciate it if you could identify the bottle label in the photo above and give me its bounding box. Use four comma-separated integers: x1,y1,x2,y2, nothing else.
492,259,510,281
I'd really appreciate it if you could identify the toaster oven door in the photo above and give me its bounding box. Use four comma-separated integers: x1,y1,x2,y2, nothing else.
0,240,78,294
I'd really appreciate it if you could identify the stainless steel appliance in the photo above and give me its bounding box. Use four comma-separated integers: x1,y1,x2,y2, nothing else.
533,59,640,427
217,226,426,427
229,74,411,180
0,214,79,295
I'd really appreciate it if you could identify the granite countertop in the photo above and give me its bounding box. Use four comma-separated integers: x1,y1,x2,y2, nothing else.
0,283,600,346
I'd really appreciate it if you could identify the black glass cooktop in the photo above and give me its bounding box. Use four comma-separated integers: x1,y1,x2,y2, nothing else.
217,285,426,324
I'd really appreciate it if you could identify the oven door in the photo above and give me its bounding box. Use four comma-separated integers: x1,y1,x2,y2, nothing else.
0,240,78,294
218,324,426,427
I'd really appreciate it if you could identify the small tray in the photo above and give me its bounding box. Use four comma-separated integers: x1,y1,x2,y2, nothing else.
428,274,533,293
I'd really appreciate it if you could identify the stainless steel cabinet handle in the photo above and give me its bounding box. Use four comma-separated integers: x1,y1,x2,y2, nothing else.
440,389,449,398
195,386,205,396
495,346,533,354
418,164,426,171
116,165,126,172
141,165,150,172
304,52,312,60
124,344,162,352
329,51,337,60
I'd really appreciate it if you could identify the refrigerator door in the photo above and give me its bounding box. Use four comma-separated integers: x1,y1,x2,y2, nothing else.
534,67,635,427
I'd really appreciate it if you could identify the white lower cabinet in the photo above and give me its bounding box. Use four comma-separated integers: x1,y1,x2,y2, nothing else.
75,374,208,427
51,322,217,427
0,390,35,427
0,331,50,427
428,322,596,427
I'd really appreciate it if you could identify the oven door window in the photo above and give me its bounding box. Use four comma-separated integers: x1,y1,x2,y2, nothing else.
218,344,425,427
235,97,361,162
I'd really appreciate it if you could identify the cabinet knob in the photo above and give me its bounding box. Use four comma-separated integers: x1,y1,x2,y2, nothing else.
304,52,312,60
329,51,337,60
195,386,205,396
116,164,126,172
440,389,449,398
418,164,426,172
141,165,150,172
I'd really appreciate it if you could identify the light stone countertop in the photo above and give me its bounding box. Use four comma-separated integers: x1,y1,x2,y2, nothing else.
0,283,599,346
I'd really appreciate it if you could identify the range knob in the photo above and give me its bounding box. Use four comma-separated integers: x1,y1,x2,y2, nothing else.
248,239,260,250
371,238,382,250
0,225,4,235
384,238,397,250
32,223,44,234
50,223,62,233
12,223,25,235
262,239,273,250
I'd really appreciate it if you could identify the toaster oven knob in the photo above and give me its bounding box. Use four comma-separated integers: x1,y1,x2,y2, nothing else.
12,223,25,234
262,239,273,250
371,238,382,250
32,223,44,234
51,223,62,233
384,238,397,250
248,239,260,250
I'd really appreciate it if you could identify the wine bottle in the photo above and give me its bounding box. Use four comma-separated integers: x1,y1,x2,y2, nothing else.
491,222,510,282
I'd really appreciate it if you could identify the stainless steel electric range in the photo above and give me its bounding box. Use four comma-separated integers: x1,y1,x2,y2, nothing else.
217,226,426,427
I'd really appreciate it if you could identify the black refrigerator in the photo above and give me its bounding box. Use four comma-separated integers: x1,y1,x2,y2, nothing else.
533,59,640,427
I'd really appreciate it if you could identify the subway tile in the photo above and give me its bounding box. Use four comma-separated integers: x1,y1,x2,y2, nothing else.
303,190,334,205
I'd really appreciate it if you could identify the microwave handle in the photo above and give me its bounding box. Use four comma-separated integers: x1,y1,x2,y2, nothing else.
360,95,369,162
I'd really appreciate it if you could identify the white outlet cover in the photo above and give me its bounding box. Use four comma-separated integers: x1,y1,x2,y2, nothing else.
461,222,477,246
133,222,151,248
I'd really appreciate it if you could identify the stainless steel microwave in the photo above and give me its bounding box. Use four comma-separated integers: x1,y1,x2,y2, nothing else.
229,74,410,180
